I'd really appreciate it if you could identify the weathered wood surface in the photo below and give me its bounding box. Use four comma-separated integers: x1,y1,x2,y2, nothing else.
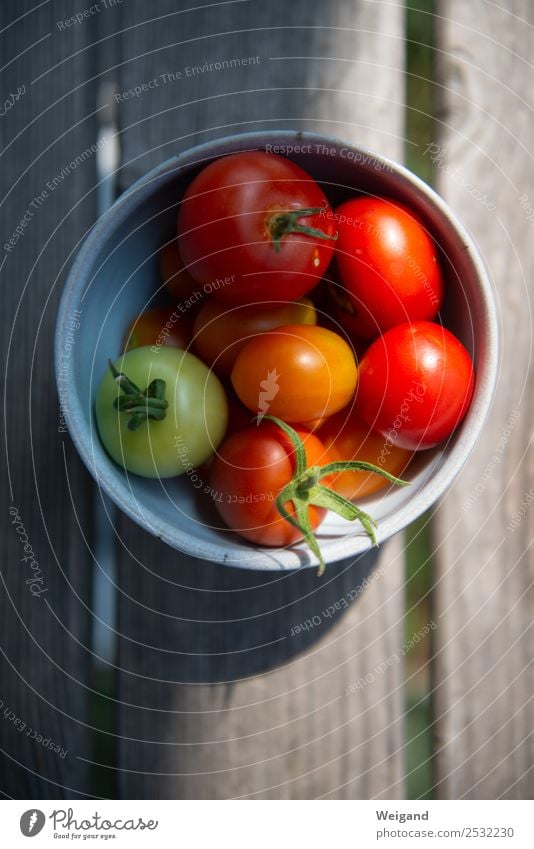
0,1,100,797
113,0,407,798
433,0,534,798
6,0,531,804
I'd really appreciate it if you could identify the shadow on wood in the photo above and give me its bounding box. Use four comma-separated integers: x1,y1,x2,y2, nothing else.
117,526,381,682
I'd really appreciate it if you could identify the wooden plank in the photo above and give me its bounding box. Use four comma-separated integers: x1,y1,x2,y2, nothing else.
0,1,100,798
116,0,405,188
116,534,406,799
114,0,407,798
433,0,534,799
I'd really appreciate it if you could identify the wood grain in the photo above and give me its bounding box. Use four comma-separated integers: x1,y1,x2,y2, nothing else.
0,1,100,798
113,0,407,799
433,0,534,799
116,532,406,799
116,0,405,188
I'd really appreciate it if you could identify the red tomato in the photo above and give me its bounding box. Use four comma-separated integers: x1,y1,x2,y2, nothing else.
334,198,444,338
209,422,332,547
193,296,316,375
123,307,191,352
231,324,358,422
159,240,198,302
317,408,413,499
356,321,474,450
177,152,337,305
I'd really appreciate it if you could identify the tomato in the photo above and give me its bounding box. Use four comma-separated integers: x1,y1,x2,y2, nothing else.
334,197,444,338
193,296,316,375
95,346,228,477
159,240,198,302
311,271,368,358
123,307,191,352
324,281,367,339
209,421,332,548
231,324,358,422
177,152,337,305
356,321,474,450
317,407,413,499
209,415,407,573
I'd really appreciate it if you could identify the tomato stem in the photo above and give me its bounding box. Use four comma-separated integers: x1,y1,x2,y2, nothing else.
108,359,169,431
268,205,338,253
318,460,410,487
264,415,409,576
262,415,307,476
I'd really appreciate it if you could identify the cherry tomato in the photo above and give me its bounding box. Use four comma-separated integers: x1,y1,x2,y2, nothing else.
209,421,332,547
123,307,191,352
177,152,337,305
356,321,474,450
159,240,198,302
95,347,228,477
311,270,368,358
231,324,358,422
193,296,317,375
324,281,367,339
317,407,413,499
334,197,444,338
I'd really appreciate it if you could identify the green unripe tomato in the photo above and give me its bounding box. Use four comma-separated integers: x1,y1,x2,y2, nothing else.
95,346,228,478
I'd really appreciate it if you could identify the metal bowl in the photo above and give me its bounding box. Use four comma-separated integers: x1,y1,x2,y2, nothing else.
55,131,498,570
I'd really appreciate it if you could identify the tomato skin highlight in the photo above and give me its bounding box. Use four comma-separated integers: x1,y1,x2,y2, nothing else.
177,152,337,305
335,198,444,338
95,346,228,477
123,306,191,352
317,407,413,499
209,423,332,547
356,321,475,450
231,324,358,422
193,296,317,375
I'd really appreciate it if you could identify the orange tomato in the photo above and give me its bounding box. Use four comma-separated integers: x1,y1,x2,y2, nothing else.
231,324,357,422
317,407,413,499
193,297,316,375
123,307,191,352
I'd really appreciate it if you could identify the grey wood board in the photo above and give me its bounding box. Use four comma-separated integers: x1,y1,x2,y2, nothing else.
433,0,534,800
0,1,101,798
112,0,407,799
116,529,406,799
115,0,405,186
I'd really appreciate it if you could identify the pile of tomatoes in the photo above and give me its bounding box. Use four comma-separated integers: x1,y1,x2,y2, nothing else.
96,151,475,572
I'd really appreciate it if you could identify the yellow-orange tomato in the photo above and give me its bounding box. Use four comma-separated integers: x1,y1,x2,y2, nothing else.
317,408,413,499
231,324,357,423
159,240,198,302
123,307,191,352
193,297,317,375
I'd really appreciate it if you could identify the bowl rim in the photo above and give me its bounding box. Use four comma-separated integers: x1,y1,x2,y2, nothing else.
55,129,499,570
